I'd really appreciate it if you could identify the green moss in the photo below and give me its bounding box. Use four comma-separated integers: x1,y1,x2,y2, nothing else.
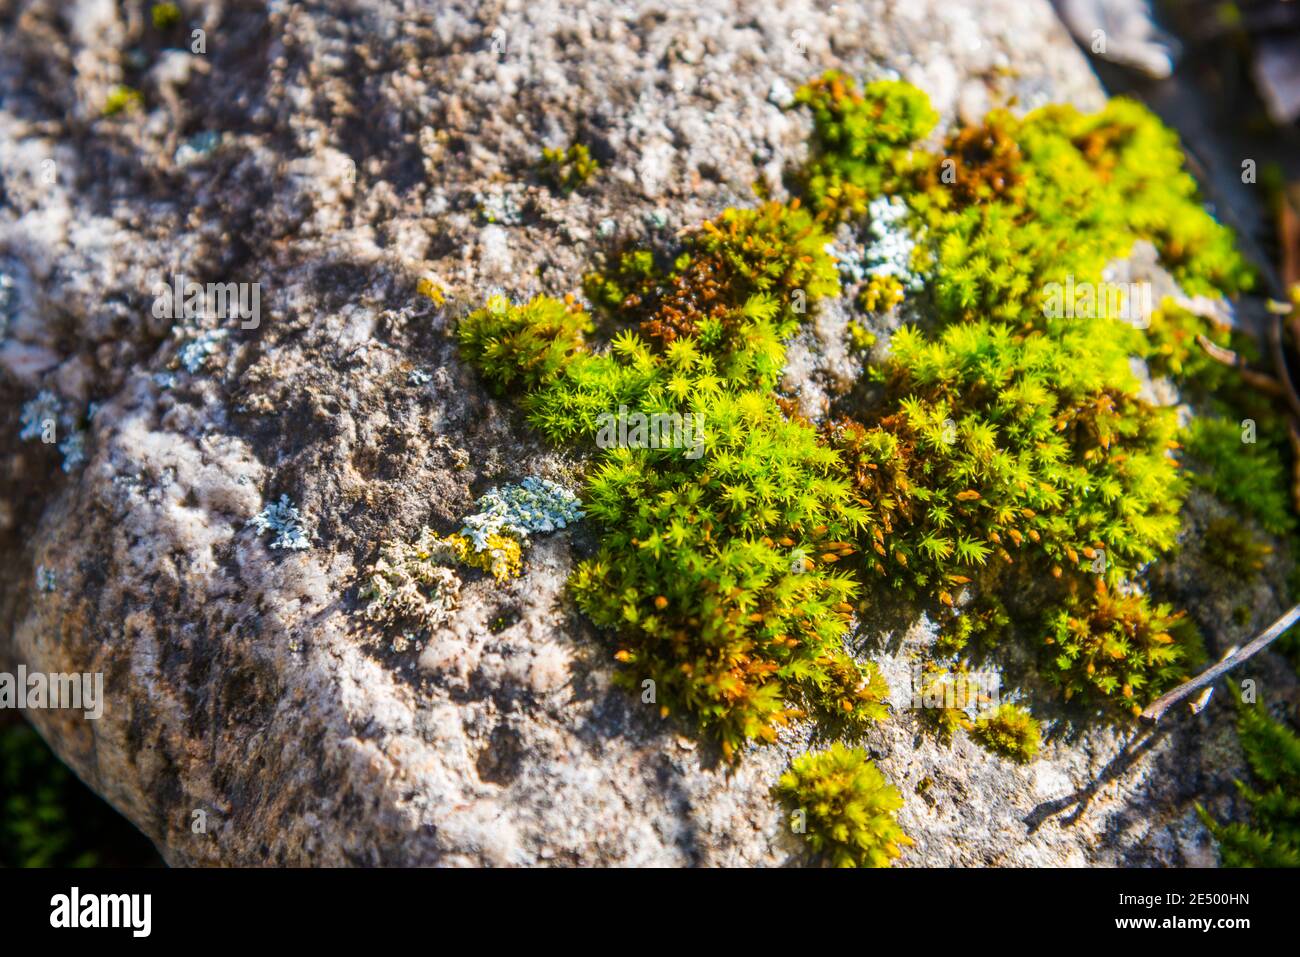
794,72,938,221
1182,416,1295,537
969,702,1040,763
151,2,181,30
773,743,912,867
1200,705,1300,867
456,71,1270,826
539,143,600,195
796,72,1262,716
460,294,593,395
1202,516,1273,581
459,200,890,760
1141,298,1234,388
1044,583,1202,713
102,86,143,117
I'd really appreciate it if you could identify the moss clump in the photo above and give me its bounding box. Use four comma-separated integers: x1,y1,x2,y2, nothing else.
1044,582,1201,711
912,663,983,743
151,2,181,29
794,71,1259,717
1200,705,1300,867
1182,417,1296,537
459,294,592,396
102,85,143,117
1202,517,1273,581
969,702,1040,763
793,72,939,221
539,143,600,195
1141,298,1234,387
773,743,912,867
460,200,889,760
831,321,1184,592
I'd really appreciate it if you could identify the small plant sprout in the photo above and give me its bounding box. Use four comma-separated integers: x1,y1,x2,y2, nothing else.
103,86,144,117
250,495,311,551
773,744,913,868
539,143,600,195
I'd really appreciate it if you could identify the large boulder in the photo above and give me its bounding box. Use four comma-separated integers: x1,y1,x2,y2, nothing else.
0,0,1285,865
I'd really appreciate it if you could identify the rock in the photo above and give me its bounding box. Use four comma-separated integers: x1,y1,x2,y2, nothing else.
0,0,1281,866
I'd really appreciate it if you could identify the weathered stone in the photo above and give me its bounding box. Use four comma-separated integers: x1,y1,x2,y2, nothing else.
0,0,1287,866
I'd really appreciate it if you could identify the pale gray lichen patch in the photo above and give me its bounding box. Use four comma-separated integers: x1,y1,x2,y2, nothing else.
250,494,312,551
460,476,584,551
359,527,462,631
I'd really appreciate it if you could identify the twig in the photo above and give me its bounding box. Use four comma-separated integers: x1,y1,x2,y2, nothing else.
1140,602,1300,724
1195,334,1285,396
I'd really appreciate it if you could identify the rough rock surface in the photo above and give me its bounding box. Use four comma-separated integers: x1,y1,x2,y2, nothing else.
0,0,1292,866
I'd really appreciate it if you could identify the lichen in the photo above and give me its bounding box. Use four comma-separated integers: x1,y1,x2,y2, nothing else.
250,495,312,551
173,327,228,374
18,392,89,473
459,477,584,550
359,528,462,629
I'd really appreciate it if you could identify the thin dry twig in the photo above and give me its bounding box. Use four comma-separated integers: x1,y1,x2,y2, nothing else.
1195,333,1286,396
1140,602,1300,724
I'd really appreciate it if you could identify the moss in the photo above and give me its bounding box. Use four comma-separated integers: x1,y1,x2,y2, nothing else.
1200,705,1300,867
460,294,593,395
103,85,143,117
460,201,888,760
1202,516,1273,581
151,2,181,30
1141,298,1234,388
857,274,905,314
796,72,1261,717
969,703,1040,763
1182,416,1295,537
1,722,158,867
539,143,600,195
772,743,912,867
1043,582,1202,714
456,71,1267,822
793,72,938,221
912,663,981,743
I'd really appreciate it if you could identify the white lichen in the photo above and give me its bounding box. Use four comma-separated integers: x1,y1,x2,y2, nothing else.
460,476,584,552
863,194,923,291
360,527,461,630
250,494,312,551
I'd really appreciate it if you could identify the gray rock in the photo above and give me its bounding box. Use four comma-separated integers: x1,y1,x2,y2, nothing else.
0,0,1284,866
